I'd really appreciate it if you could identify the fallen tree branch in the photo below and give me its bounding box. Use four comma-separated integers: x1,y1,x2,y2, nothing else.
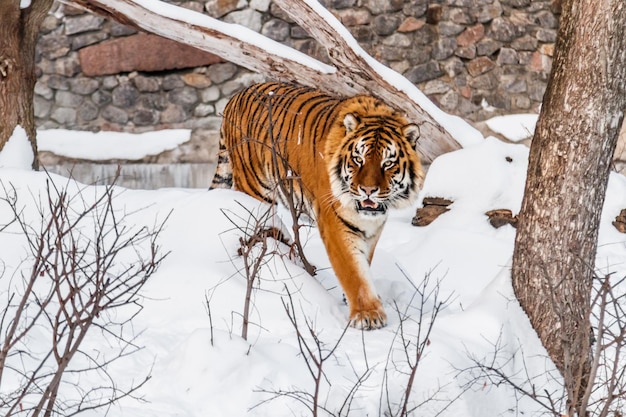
63,0,463,163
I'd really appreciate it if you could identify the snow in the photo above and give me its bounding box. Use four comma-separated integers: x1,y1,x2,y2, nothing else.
485,114,538,142
2,116,626,416
0,125,35,169
37,128,191,161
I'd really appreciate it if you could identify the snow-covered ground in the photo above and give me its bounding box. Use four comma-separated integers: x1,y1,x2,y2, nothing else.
2,110,626,417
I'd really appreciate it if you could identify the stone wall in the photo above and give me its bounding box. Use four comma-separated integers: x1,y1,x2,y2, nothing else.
36,0,559,133
36,0,562,186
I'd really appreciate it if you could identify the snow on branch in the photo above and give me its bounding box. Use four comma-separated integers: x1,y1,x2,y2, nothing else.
65,0,467,162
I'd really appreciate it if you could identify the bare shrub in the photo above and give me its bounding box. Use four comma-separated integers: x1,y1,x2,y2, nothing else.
380,271,459,417
0,173,167,416
457,271,626,416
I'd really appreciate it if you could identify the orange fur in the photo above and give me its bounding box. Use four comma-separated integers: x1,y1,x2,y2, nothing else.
211,82,425,329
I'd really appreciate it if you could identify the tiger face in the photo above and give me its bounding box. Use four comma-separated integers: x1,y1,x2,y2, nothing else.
330,113,421,218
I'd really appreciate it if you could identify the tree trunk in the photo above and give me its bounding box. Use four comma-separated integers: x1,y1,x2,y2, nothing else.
511,0,626,413
67,0,463,164
0,0,52,169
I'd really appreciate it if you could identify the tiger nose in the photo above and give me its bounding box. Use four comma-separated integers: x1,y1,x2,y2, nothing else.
360,186,378,196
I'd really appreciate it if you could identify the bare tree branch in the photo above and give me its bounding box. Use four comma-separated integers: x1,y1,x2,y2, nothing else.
62,0,462,163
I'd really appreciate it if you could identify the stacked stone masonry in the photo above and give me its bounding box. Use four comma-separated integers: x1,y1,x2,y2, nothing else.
36,0,560,162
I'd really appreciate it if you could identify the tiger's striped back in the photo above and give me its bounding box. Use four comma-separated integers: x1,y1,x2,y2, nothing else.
210,82,342,213
210,82,424,330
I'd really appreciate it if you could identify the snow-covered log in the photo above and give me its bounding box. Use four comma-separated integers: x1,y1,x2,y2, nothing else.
65,0,464,163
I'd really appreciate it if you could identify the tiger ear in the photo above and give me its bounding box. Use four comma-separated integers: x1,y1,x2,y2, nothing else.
404,124,420,147
343,113,359,133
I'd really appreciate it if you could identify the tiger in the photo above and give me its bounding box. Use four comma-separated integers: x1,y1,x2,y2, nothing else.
211,82,425,330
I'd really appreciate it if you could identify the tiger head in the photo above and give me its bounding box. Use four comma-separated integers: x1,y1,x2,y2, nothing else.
327,97,424,218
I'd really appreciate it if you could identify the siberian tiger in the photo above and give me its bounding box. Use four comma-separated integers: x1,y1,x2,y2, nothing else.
211,82,424,330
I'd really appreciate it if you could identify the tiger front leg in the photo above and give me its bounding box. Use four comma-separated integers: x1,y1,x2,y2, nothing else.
318,214,387,330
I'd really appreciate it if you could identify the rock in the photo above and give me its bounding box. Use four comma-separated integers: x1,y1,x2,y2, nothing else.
204,0,246,18
261,19,291,42
133,75,161,92
476,38,502,56
250,0,271,12
439,90,459,110
382,33,412,48
412,197,453,227
193,104,215,117
539,43,555,57
48,75,70,91
223,9,263,32
181,73,212,89
40,15,60,34
455,45,477,59
208,63,238,84
34,96,52,118
489,17,519,42
456,24,485,47
168,87,199,110
290,26,310,39
426,4,443,24
466,56,495,76
78,33,222,77
162,74,184,91
160,104,188,124
402,1,429,18
133,109,160,126
485,209,518,228
54,55,81,77
373,14,402,36
443,57,467,77
497,47,518,64
101,76,119,90
91,90,112,106
502,0,530,7
55,91,83,107
338,9,371,26
51,107,77,124
69,77,99,95
110,22,137,37
71,32,108,51
362,0,403,15
536,28,557,42
447,7,473,25
473,1,503,23
101,106,129,124
64,14,105,35
139,94,169,111
439,22,465,36
500,75,527,93
112,83,140,108
534,10,558,28
34,80,54,99
432,38,457,60
38,35,72,60
469,72,498,89
78,101,99,121
200,86,221,102
613,209,626,233
423,80,451,94
511,35,538,51
397,17,425,33
529,51,552,73
405,61,444,84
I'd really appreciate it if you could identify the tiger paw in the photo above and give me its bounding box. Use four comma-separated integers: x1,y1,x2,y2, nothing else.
348,305,387,330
